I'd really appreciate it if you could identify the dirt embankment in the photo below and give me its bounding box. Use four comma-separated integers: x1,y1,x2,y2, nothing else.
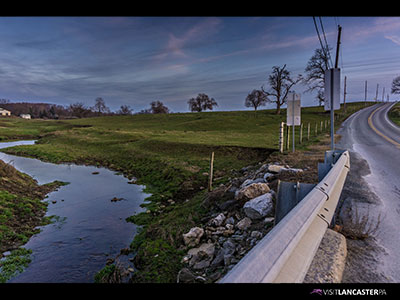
0,159,65,254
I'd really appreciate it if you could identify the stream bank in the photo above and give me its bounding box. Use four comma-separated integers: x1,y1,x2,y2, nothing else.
0,140,149,282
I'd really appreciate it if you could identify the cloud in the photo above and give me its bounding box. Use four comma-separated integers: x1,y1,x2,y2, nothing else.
384,35,400,46
153,17,222,62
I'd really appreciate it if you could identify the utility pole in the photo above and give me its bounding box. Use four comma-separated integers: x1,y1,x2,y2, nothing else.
375,84,379,102
330,25,342,150
364,80,367,106
382,87,385,102
343,76,347,112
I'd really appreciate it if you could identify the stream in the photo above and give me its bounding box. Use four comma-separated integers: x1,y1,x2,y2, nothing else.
0,140,149,283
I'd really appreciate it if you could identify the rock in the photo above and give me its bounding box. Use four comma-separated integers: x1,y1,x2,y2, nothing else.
193,259,211,270
188,243,215,259
255,163,269,175
225,224,234,231
222,239,236,266
236,217,252,231
92,171,99,175
240,179,253,188
210,249,225,268
183,227,204,247
280,167,303,176
218,200,238,211
111,197,124,202
243,193,274,220
240,178,266,189
264,217,275,224
127,177,137,184
268,164,285,173
177,268,196,283
209,213,226,227
225,216,235,226
250,230,263,239
235,182,270,203
263,172,275,181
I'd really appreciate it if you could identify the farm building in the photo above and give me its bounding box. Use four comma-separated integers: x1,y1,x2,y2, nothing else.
20,114,31,119
0,108,11,116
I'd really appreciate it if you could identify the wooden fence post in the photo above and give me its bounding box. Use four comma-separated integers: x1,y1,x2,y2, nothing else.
279,122,284,153
299,123,303,144
208,152,214,192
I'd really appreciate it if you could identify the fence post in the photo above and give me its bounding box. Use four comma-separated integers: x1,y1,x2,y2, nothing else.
279,122,284,153
307,123,310,141
286,125,290,151
299,123,303,144
208,152,214,192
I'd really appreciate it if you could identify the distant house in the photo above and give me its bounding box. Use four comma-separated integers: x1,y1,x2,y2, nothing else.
20,114,31,119
0,108,11,116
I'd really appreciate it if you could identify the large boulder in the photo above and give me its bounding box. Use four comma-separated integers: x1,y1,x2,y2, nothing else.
182,227,204,247
235,182,270,203
243,192,274,220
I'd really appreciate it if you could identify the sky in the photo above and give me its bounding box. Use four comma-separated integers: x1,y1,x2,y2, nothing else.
1,16,400,113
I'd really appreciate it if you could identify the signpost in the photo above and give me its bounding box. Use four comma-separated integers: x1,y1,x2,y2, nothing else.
324,67,341,150
286,92,301,152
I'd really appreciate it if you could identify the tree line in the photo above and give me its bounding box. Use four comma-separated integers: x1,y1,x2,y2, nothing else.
0,98,172,119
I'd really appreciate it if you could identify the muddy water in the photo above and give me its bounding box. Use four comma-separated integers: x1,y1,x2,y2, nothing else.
0,140,149,282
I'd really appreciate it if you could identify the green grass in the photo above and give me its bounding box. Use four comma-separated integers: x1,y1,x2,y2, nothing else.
388,102,400,126
0,102,373,282
0,248,32,283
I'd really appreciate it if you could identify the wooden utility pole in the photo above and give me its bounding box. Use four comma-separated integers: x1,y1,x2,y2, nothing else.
343,76,347,112
375,84,379,102
335,26,342,69
364,80,367,106
382,87,385,102
330,25,342,150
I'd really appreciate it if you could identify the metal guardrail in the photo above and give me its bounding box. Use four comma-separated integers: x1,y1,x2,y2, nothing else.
219,150,350,283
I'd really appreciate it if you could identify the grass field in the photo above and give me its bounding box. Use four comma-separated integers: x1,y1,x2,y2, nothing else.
388,102,400,126
0,101,372,282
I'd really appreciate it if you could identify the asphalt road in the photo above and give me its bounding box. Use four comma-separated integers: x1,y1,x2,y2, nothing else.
337,102,400,282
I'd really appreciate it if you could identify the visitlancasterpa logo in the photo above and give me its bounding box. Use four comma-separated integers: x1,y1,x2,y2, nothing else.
310,288,387,296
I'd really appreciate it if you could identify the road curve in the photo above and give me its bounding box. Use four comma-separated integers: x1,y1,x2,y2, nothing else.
337,102,400,282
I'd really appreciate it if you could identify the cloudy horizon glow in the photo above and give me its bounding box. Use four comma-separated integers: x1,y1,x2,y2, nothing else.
1,16,400,113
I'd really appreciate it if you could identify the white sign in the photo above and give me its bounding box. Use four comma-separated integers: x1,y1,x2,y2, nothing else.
324,68,341,111
286,92,301,126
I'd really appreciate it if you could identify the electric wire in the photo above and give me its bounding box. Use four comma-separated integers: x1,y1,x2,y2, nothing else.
319,17,334,69
313,16,330,70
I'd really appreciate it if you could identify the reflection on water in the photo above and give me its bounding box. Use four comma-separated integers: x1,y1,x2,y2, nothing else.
0,141,149,282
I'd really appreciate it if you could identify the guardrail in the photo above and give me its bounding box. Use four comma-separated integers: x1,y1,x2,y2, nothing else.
219,150,350,283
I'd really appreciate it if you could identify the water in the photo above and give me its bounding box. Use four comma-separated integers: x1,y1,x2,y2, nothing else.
0,140,150,282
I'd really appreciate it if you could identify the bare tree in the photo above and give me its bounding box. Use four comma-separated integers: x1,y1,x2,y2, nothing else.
391,76,400,95
244,89,268,111
69,102,91,118
262,65,302,115
188,93,218,112
150,101,169,114
93,97,110,114
303,47,331,106
116,105,133,115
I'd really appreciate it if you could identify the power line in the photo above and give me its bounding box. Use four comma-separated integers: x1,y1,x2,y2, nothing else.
312,16,330,70
319,17,334,68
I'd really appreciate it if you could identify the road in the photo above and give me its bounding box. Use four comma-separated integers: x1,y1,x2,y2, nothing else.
337,102,400,282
